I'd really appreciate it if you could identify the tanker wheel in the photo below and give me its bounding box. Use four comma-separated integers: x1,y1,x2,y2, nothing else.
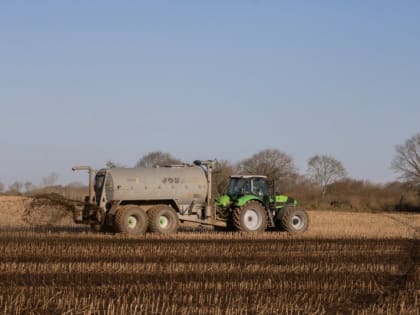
233,201,267,232
114,205,148,234
280,207,309,234
148,205,179,233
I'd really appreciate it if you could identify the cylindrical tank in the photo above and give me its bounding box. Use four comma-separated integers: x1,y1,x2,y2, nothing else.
104,166,208,206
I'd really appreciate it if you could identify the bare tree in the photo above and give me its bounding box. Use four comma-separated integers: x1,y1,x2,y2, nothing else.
106,161,121,168
0,181,4,193
8,181,23,194
392,133,420,189
238,149,297,184
212,160,236,196
24,181,34,193
66,182,85,188
42,172,59,187
307,155,347,198
135,151,183,168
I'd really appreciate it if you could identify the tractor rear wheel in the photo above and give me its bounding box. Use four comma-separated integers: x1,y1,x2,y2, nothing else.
148,205,179,233
233,201,267,232
280,207,309,234
114,205,148,234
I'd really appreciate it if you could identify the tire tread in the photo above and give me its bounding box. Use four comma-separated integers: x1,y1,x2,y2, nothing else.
280,207,309,234
148,205,179,233
114,205,148,234
233,201,267,232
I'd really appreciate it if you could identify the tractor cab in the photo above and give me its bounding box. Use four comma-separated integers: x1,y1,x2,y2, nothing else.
227,175,269,198
217,175,275,210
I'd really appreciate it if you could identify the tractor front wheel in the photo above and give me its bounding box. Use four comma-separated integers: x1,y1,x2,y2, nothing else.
280,207,309,234
233,201,267,232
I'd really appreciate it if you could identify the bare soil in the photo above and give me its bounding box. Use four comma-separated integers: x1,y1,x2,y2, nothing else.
0,195,75,228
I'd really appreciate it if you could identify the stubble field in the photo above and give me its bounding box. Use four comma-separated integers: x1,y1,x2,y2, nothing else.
0,196,419,314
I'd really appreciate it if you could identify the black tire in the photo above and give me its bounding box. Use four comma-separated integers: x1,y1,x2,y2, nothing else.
114,205,148,234
273,206,289,231
148,205,179,233
280,207,309,234
233,201,267,232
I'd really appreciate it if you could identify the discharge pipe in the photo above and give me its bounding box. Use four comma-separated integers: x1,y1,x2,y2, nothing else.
72,166,95,204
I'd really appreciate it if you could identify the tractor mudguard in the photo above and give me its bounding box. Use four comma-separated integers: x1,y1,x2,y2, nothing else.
273,195,298,209
235,195,264,207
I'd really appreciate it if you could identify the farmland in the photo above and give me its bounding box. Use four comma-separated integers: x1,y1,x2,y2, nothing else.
0,197,419,314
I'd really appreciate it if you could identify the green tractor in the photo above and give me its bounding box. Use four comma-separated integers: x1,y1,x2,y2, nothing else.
216,175,309,233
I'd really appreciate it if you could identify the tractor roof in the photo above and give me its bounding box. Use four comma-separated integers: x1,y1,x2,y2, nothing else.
230,175,267,179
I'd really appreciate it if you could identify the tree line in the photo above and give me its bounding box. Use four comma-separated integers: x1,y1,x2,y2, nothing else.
0,172,60,195
1,133,419,212
104,133,420,212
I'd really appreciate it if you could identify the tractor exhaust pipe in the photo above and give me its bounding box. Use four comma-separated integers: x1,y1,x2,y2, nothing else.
72,166,95,204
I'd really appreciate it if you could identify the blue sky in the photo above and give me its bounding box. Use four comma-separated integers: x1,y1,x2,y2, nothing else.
1,1,419,187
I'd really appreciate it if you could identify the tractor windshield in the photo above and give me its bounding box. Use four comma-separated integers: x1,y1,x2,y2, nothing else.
227,177,269,197
227,178,251,196
252,178,268,196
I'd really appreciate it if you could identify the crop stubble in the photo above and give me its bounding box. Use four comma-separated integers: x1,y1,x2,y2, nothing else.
0,228,418,315
0,196,419,314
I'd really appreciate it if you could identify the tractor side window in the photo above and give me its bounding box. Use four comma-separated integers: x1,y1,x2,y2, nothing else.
252,178,268,196
227,178,239,195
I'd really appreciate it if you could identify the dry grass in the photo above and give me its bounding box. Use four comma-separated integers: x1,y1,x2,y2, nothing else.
306,210,420,238
0,196,30,227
